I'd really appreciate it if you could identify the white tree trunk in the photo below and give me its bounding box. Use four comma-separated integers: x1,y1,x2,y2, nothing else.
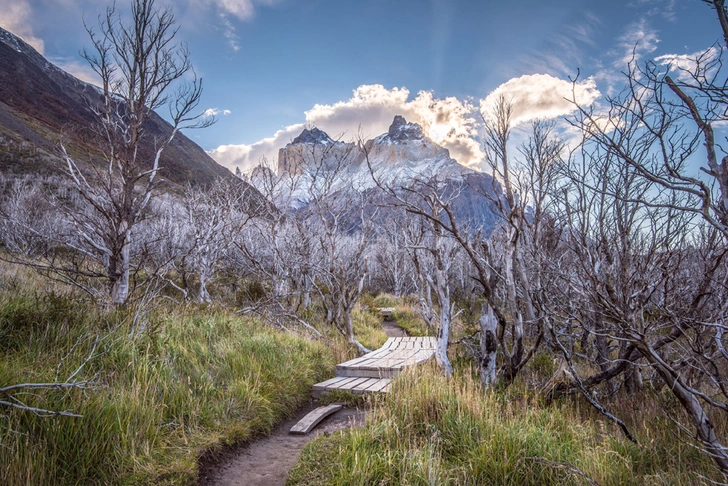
431,237,453,377
479,304,498,387
435,306,453,377
110,225,130,305
198,272,212,304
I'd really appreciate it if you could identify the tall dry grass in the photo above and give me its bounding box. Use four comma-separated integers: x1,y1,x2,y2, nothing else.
0,269,335,485
289,365,721,485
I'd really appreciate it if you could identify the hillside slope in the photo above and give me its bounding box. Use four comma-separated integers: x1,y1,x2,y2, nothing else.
0,27,233,187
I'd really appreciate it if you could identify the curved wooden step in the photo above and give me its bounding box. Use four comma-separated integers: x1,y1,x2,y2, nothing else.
289,404,343,435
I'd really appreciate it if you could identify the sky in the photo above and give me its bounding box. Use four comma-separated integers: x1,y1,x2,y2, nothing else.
0,0,722,174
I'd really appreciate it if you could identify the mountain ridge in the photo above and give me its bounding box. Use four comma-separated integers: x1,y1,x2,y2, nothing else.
0,26,235,188
273,116,501,233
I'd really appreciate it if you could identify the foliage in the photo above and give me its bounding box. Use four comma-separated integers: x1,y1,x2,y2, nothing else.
0,285,334,485
289,367,721,485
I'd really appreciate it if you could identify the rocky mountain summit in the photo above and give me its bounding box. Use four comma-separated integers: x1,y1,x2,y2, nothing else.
380,114,424,142
291,127,339,146
277,127,352,176
277,115,466,183
273,116,500,232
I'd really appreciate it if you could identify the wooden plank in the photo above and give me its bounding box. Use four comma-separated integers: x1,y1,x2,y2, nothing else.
338,354,375,368
361,378,391,392
338,368,392,378
336,377,371,391
312,376,351,398
367,379,391,393
312,376,348,389
351,378,381,393
290,404,343,435
320,337,437,392
327,377,360,389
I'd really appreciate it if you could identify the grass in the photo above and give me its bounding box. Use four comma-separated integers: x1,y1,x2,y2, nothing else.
351,308,388,351
4,277,718,485
0,285,335,485
288,365,722,485
391,304,431,337
361,293,432,337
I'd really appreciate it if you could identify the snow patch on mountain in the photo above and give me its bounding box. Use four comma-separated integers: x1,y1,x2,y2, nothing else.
0,28,24,53
257,115,475,208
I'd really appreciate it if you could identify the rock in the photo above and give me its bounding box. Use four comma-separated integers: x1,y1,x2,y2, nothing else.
386,115,424,142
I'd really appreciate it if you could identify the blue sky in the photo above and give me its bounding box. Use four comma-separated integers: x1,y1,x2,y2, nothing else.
0,0,721,173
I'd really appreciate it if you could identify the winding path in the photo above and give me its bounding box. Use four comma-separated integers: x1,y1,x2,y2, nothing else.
199,321,409,486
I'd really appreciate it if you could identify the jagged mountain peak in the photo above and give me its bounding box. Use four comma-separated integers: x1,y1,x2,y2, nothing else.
290,127,337,146
380,115,424,143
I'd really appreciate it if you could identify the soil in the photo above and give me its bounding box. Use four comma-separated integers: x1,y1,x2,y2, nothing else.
383,318,407,337
198,405,367,486
198,320,407,486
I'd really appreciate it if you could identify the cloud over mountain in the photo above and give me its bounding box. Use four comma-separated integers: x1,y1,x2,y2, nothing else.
210,84,482,173
0,0,44,53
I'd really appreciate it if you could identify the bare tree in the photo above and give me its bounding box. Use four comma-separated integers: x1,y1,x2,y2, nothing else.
361,148,466,375
562,3,728,471
0,175,59,256
364,104,564,385
301,143,375,355
232,162,323,333
182,180,253,303
369,216,417,297
58,0,211,304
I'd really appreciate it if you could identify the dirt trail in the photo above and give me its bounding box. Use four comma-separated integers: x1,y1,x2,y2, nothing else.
198,320,406,486
198,405,366,486
383,319,407,337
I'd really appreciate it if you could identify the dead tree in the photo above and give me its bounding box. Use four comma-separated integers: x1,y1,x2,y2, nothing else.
300,141,375,355
363,107,564,385
564,4,728,468
58,0,211,304
182,179,253,303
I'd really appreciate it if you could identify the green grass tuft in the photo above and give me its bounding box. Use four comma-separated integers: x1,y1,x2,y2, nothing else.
0,290,335,485
288,366,721,485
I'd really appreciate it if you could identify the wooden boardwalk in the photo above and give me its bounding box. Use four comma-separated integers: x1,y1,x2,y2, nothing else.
312,337,436,397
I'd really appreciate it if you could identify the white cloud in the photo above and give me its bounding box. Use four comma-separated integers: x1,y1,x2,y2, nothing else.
200,0,283,21
592,17,660,96
656,47,719,82
212,125,302,173
632,0,677,21
210,84,483,173
480,74,601,127
189,0,282,51
0,0,44,54
617,18,659,66
203,107,232,117
218,14,240,51
521,12,601,78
